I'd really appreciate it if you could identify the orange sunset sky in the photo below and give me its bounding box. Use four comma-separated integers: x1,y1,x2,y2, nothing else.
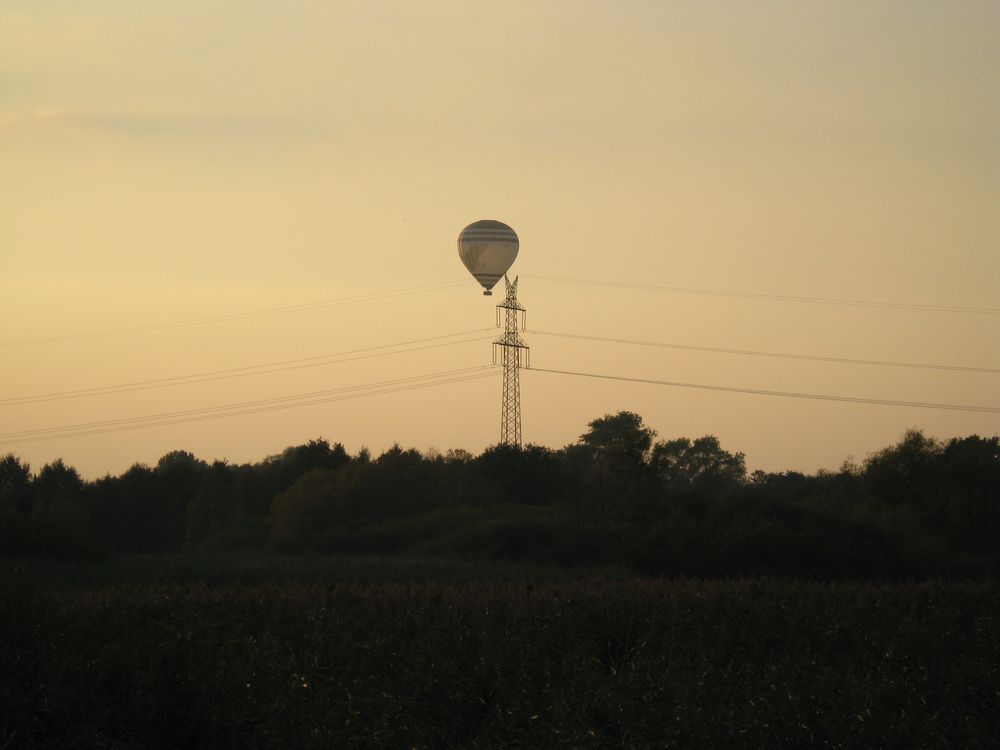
2,1,998,478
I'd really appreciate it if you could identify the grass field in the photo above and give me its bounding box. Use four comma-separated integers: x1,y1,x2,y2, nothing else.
2,556,998,749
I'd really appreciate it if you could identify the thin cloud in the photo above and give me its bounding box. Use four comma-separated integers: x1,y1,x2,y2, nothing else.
0,108,337,139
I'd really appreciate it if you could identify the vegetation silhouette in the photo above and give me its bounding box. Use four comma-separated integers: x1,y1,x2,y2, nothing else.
2,414,998,578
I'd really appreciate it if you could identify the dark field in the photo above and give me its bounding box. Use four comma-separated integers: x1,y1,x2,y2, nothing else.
2,557,998,749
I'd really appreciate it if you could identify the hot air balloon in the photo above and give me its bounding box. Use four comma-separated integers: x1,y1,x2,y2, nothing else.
457,219,519,295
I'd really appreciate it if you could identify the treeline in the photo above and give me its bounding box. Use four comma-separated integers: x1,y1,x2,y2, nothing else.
1,412,998,578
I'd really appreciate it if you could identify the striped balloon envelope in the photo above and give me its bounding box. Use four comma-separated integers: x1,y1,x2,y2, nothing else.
457,219,519,296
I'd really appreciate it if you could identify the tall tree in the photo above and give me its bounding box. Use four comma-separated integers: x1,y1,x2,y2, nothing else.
156,450,208,550
650,436,746,497
33,459,83,518
269,468,339,550
0,454,32,514
184,461,235,549
939,435,1000,553
579,411,656,519
254,439,350,515
476,444,562,505
863,429,942,508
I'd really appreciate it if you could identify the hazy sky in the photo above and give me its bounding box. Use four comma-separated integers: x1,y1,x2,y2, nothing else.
2,1,998,478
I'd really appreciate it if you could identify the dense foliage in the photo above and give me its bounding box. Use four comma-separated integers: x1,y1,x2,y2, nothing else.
2,414,999,578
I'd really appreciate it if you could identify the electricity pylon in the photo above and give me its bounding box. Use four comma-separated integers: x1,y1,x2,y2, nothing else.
493,274,529,446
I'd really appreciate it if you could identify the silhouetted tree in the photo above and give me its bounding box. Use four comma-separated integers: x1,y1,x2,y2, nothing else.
156,450,208,550
269,467,340,550
21,459,97,556
424,448,501,508
0,454,32,514
249,439,350,517
938,435,1000,553
650,436,746,498
185,461,236,549
33,459,84,519
748,470,812,501
368,444,434,517
88,463,171,552
864,429,942,508
557,443,597,525
579,411,656,519
476,444,562,505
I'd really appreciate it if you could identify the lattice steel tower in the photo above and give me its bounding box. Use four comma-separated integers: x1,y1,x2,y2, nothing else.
493,274,529,446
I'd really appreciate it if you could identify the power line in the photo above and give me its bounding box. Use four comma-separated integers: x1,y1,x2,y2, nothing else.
0,280,468,348
7,370,499,444
525,274,1000,316
529,330,1000,375
0,367,490,438
0,367,499,445
0,329,495,406
530,366,1000,414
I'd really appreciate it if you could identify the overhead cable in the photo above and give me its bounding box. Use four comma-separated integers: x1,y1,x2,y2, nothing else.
525,274,1000,315
0,367,490,438
0,330,495,406
0,367,499,444
529,330,1000,375
0,280,468,348
530,366,1000,414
